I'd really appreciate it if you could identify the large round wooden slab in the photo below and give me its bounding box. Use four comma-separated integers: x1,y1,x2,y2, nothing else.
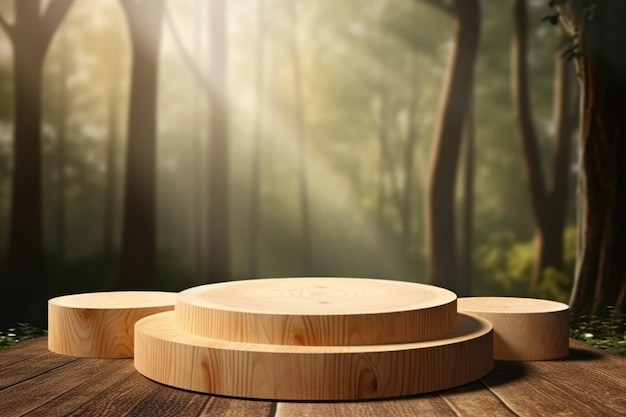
176,278,458,345
457,297,569,361
48,291,176,358
134,311,493,400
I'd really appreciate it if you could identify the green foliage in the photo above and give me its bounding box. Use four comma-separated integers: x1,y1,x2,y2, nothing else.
475,226,576,300
0,323,47,349
474,238,534,296
570,308,626,356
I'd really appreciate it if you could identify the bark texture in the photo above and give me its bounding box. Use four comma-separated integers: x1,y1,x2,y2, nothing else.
425,0,480,292
559,1,626,314
0,0,74,329
118,0,164,289
206,0,230,282
512,0,576,292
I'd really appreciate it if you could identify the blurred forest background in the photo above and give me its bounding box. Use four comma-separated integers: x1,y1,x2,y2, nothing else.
0,0,580,328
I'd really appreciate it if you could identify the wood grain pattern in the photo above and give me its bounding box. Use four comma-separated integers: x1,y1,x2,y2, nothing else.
48,291,176,358
134,311,493,401
2,338,626,416
458,297,569,360
176,277,458,345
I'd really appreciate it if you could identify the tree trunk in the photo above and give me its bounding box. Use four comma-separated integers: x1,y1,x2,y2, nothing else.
206,0,230,283
118,0,164,289
402,54,419,251
192,0,204,278
248,0,265,279
512,0,575,291
103,66,119,256
558,2,626,314
459,99,474,297
55,30,68,257
425,0,480,292
0,0,74,329
288,0,311,275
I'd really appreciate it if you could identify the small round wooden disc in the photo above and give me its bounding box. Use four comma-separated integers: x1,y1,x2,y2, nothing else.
457,297,569,361
176,277,458,345
134,311,493,400
48,291,176,358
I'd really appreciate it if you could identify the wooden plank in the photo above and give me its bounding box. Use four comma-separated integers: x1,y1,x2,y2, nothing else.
439,381,519,416
0,358,134,416
482,360,609,417
520,341,626,415
62,371,161,416
2,337,626,417
0,349,78,390
0,338,49,368
59,370,273,417
275,395,457,417
119,383,274,417
275,381,521,416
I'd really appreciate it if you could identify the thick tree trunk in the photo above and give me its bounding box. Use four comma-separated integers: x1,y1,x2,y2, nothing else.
6,39,46,328
512,0,575,291
565,3,626,314
119,0,164,289
425,0,480,292
206,0,230,282
0,0,74,329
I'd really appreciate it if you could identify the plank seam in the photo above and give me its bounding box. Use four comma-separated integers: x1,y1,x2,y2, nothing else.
267,401,278,417
438,393,463,416
478,380,522,417
20,359,134,417
0,347,51,370
0,357,80,393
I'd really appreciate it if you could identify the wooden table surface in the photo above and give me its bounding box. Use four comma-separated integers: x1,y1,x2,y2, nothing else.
1,337,625,416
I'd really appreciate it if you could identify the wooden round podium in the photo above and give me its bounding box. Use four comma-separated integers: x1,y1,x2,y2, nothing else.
134,310,493,400
133,278,494,400
48,291,176,358
175,277,458,345
458,297,569,360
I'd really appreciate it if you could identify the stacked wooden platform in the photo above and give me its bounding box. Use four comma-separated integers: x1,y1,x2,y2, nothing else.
46,277,570,401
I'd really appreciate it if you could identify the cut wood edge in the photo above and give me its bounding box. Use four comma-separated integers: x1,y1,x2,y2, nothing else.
134,311,493,401
176,277,458,345
48,291,176,358
458,297,569,361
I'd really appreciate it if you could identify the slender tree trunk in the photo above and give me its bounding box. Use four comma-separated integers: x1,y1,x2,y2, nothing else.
459,99,474,296
248,0,265,278
103,67,119,255
557,2,626,314
512,0,575,290
118,0,164,289
287,0,311,274
402,55,419,251
425,0,480,292
55,30,68,257
206,0,230,283
192,0,204,278
0,0,74,329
